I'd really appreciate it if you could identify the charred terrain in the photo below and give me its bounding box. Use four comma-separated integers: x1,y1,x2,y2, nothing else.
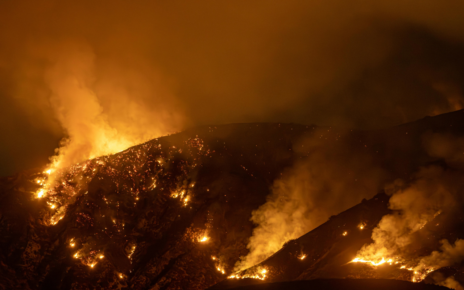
2,110,464,289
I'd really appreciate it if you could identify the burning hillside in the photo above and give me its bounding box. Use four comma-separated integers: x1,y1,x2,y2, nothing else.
2,110,464,289
213,111,464,290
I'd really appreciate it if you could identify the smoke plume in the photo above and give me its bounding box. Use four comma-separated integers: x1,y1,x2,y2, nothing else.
42,39,184,179
356,166,457,261
354,131,464,283
415,239,464,272
438,276,464,290
235,128,386,270
3,0,464,176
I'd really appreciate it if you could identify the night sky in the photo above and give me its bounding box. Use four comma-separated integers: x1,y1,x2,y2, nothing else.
1,0,464,176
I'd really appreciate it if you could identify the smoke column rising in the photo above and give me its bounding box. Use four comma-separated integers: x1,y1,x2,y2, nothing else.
41,40,184,183
3,0,464,176
355,166,457,262
235,128,386,271
353,132,464,284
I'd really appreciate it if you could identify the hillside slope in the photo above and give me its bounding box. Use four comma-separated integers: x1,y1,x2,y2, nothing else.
1,110,464,290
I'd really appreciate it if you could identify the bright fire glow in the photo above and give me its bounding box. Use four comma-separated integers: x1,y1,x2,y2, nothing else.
342,231,348,236
199,236,209,242
352,257,387,266
228,268,268,280
299,254,306,260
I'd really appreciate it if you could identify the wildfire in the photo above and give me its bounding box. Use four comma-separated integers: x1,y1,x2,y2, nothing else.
351,257,392,266
228,268,268,280
342,231,348,236
26,136,209,276
351,256,434,282
299,254,306,260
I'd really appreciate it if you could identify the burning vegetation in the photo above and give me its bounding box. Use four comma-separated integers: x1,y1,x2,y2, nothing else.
31,135,211,272
3,112,464,289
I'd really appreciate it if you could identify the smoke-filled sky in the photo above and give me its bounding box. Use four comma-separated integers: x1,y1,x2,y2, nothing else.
2,0,464,176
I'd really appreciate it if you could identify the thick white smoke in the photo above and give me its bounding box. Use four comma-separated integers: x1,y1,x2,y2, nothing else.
41,39,184,180
235,128,386,271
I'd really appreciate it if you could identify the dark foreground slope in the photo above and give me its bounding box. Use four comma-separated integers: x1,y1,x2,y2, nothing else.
211,111,464,289
210,279,449,290
1,110,464,290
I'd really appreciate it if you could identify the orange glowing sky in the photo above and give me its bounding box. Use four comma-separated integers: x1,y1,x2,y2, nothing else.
1,0,464,176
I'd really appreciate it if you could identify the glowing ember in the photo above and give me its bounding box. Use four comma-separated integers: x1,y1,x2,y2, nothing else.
128,245,136,258
299,254,306,260
342,231,348,236
199,236,209,242
73,253,79,259
70,243,75,247
99,255,104,259
37,189,44,198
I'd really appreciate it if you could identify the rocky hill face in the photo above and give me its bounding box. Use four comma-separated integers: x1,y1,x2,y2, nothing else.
1,110,464,290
